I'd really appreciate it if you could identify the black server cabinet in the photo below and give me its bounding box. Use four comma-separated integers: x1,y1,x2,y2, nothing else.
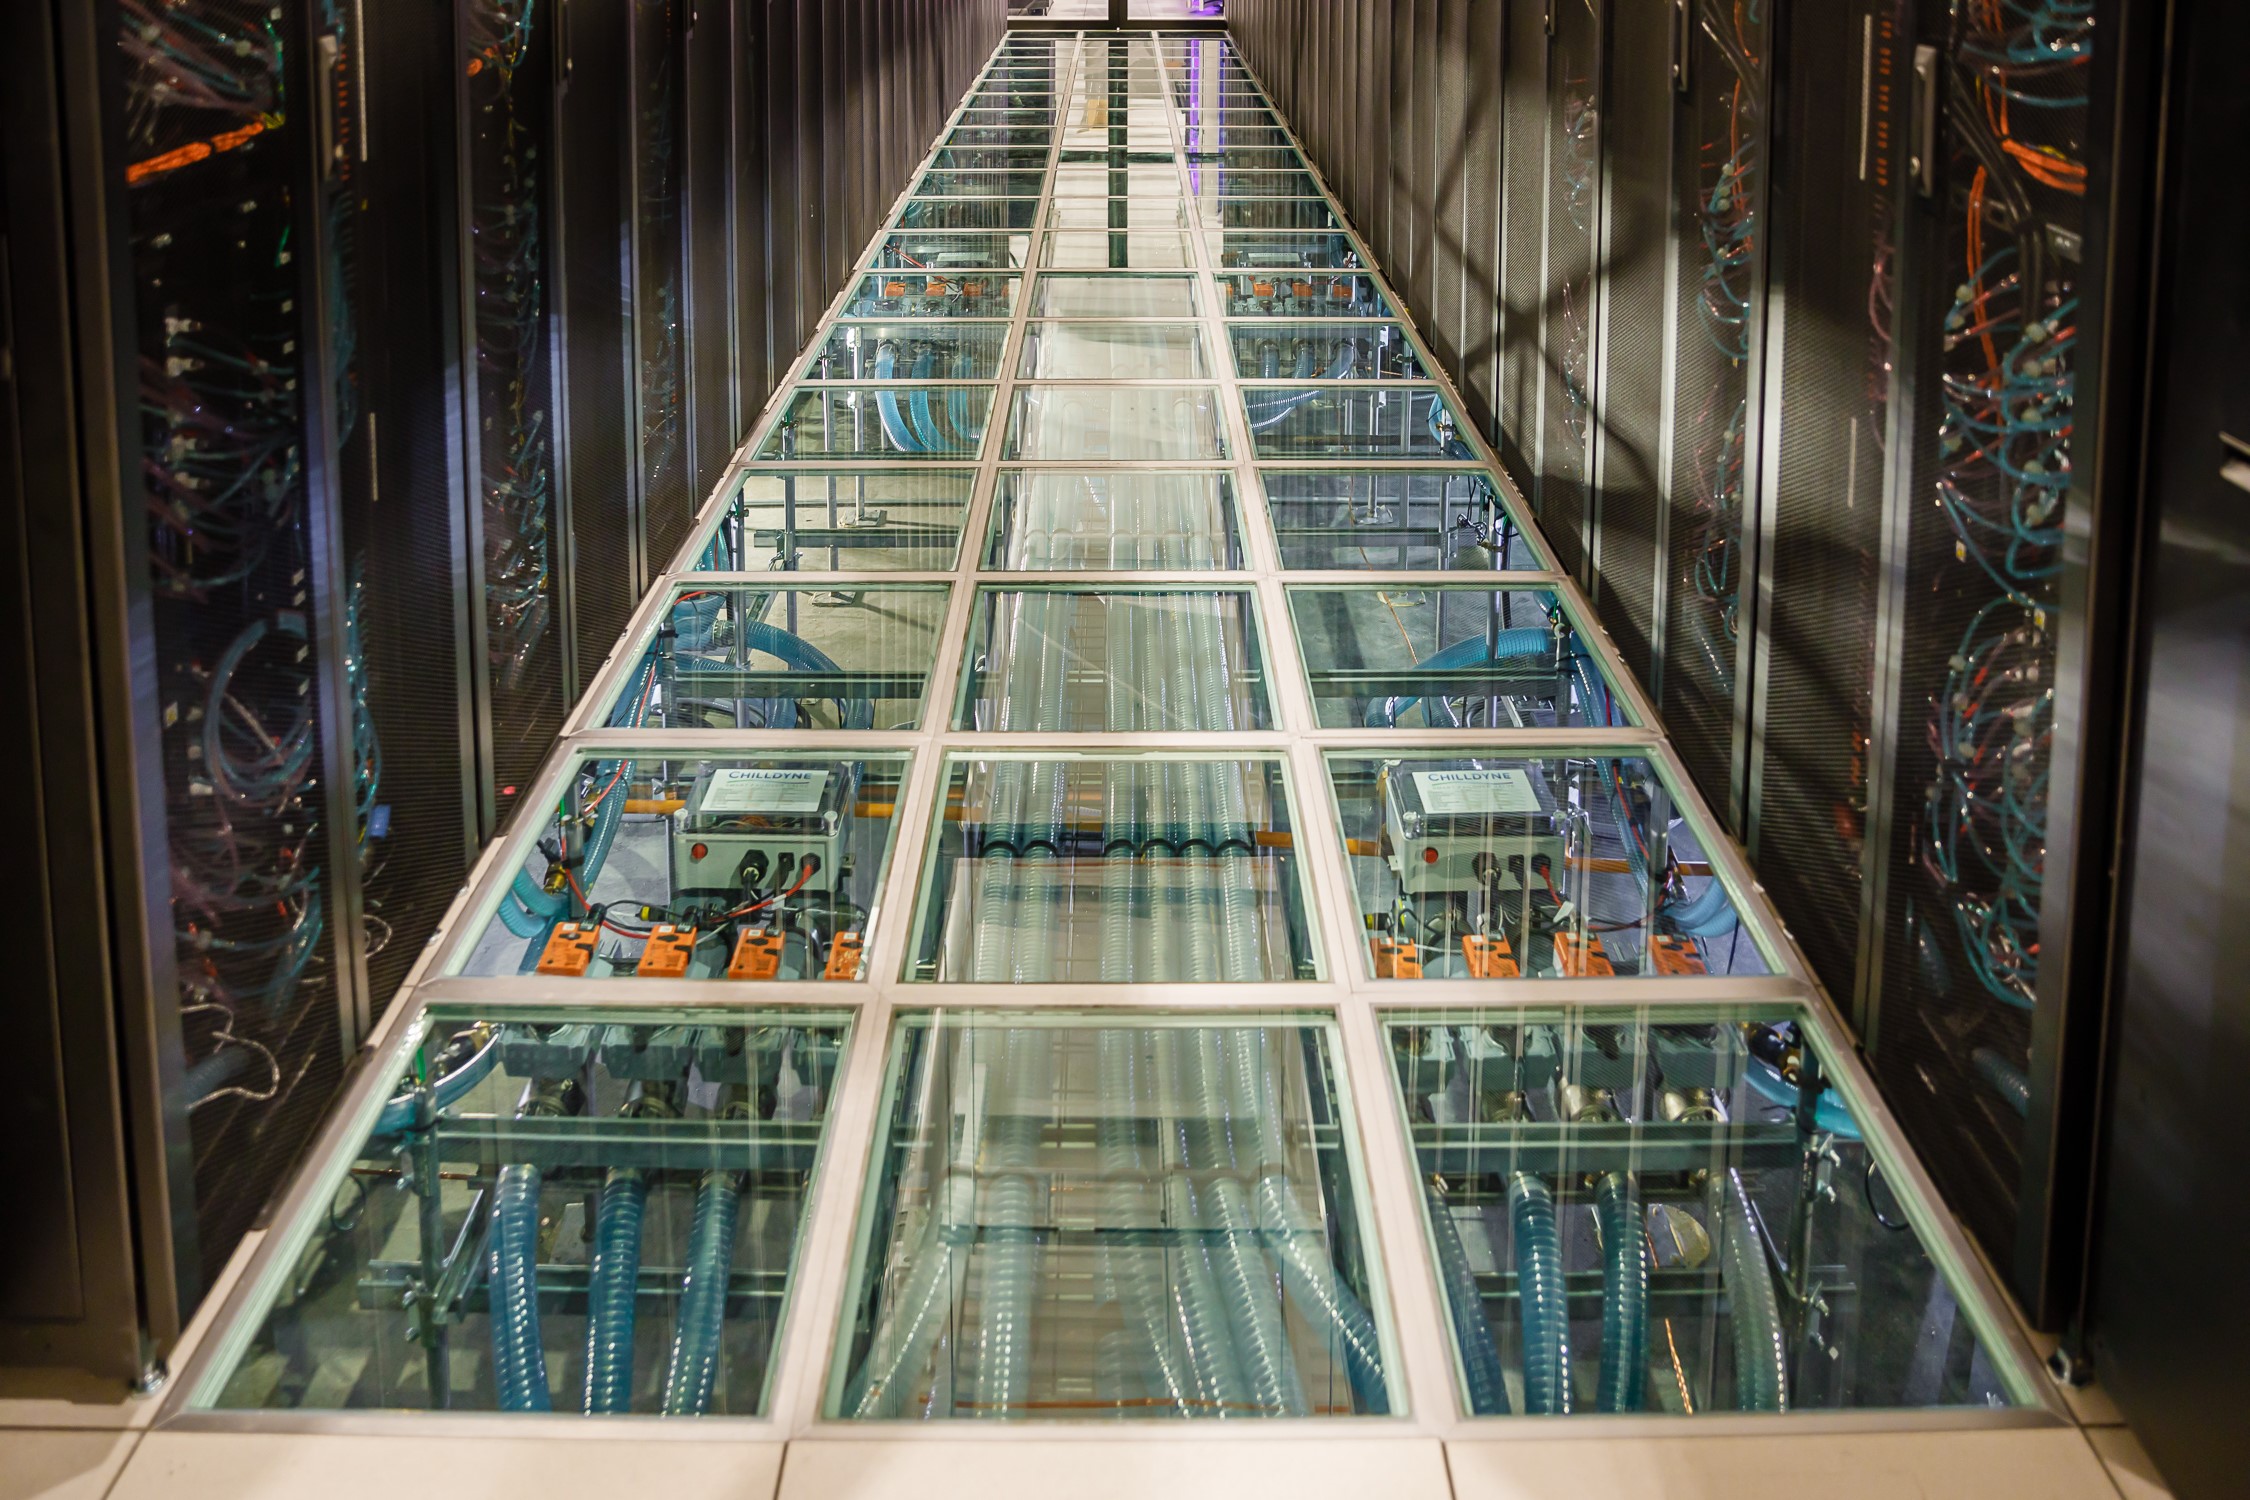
2089,9,2250,1490
105,0,363,1299
1747,1,1907,1044
1659,0,1768,830
1493,0,1546,484
629,0,693,581
684,0,736,505
337,0,482,1018
554,0,637,694
1859,0,2120,1316
462,0,574,827
1534,0,1601,580
1585,0,1669,690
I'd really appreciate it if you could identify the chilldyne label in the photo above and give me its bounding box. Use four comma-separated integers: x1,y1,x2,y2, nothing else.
700,768,828,814
1411,768,1541,816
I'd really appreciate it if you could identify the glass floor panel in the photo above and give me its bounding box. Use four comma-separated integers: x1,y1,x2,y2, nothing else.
1198,199,1346,233
916,169,1052,199
830,1011,1390,1418
454,751,912,981
1261,468,1544,571
1384,1005,2031,1415
903,756,1318,982
1208,229,1365,270
1019,321,1212,379
1031,272,1200,317
843,270,1021,317
205,1004,851,1414
598,580,948,730
1051,161,1189,196
1246,386,1475,461
1003,385,1227,460
1325,751,1773,981
1218,268,1391,317
1228,321,1425,381
1288,585,1624,729
956,588,1272,732
868,230,1030,271
930,146,1051,172
695,469,973,572
760,386,994,460
1044,196,1194,232
984,471,1243,569
1037,228,1198,268
810,323,1011,382
945,127,1053,150
896,197,1043,233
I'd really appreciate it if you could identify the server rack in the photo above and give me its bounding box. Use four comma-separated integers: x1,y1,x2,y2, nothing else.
1226,0,2153,1330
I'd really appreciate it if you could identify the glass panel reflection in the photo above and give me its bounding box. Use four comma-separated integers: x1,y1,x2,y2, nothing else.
984,471,1242,569
906,756,1316,983
211,1005,851,1414
812,322,1009,382
1288,585,1623,728
1033,273,1200,317
1208,230,1364,270
844,270,1021,317
957,589,1271,732
868,230,1030,271
761,386,994,460
1019,322,1211,379
1229,322,1424,381
697,470,972,573
1262,469,1542,571
1039,229,1198,269
1386,1006,2027,1414
1327,751,1770,980
457,751,912,981
1005,385,1226,460
1245,386,1473,461
832,1012,1387,1420
608,581,946,729
1218,267,1390,317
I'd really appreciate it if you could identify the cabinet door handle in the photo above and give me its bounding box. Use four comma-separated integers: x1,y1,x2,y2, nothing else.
1671,0,1691,95
1909,44,1940,198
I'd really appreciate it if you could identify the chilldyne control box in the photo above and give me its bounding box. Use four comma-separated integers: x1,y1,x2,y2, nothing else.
671,764,855,901
1382,764,1566,896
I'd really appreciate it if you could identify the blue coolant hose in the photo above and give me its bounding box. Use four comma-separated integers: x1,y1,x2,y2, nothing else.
583,1170,648,1413
1714,1168,1788,1412
367,1029,501,1140
874,343,924,452
1425,1178,1510,1414
1743,1056,1862,1140
1509,1173,1571,1414
487,1163,551,1411
909,348,943,453
662,1171,743,1415
1595,1172,1648,1412
1365,628,1556,727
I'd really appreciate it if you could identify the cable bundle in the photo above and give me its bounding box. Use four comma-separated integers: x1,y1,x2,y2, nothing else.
1918,0,2086,1021
469,0,555,688
1680,0,1762,677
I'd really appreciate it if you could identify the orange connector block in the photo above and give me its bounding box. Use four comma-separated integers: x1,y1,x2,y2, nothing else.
824,932,864,981
1372,937,1423,979
1552,931,1616,977
635,924,697,978
728,928,785,980
1462,934,1522,979
1648,934,1708,976
534,922,598,977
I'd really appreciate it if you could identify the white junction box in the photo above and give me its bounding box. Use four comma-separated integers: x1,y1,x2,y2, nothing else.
1383,765,1566,895
671,765,854,899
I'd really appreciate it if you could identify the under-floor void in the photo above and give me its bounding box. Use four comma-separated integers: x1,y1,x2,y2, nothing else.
108,27,2129,1500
